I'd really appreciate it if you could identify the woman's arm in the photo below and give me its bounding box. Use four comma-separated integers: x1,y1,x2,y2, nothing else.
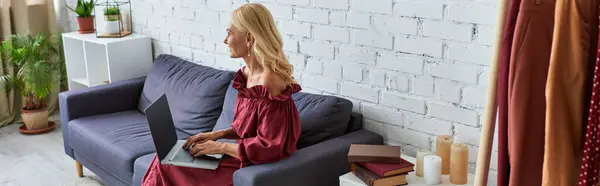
185,127,240,150
190,140,241,159
213,128,241,139
220,143,240,159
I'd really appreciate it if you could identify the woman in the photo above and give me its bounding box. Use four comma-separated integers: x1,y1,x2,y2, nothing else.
141,3,302,186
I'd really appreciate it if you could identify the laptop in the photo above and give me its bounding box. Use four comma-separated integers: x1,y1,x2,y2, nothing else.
144,94,223,169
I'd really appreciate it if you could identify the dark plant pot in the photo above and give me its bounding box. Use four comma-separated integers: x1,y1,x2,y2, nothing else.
77,17,95,34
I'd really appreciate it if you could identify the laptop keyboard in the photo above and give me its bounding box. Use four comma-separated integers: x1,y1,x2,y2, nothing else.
171,149,195,163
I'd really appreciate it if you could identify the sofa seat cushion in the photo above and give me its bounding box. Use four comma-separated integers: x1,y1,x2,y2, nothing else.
133,153,156,186
68,110,192,183
214,84,353,149
137,54,235,135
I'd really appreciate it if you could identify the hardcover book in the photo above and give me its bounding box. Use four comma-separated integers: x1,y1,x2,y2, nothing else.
351,163,408,186
348,144,402,163
356,160,414,177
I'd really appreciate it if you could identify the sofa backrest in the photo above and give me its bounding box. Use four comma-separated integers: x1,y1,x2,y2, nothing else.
213,81,354,149
138,55,235,135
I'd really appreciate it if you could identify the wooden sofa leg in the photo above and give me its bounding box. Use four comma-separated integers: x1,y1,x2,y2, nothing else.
75,161,83,177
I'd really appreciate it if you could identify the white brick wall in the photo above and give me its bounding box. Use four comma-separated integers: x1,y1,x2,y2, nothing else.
405,113,452,136
372,16,418,35
422,20,473,42
279,21,311,37
395,36,443,58
341,83,379,102
436,81,462,104
295,8,329,24
429,63,478,84
353,30,394,49
447,2,497,25
395,1,444,20
351,0,393,15
346,12,370,29
314,25,350,43
429,103,479,126
378,54,423,75
66,0,498,177
300,41,335,59
337,47,376,65
382,92,426,114
314,0,349,10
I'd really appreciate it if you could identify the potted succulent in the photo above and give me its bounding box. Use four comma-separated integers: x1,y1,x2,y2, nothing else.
67,0,96,34
104,6,121,34
0,34,61,130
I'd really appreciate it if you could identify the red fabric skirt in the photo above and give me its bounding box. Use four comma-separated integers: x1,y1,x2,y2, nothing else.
141,156,241,186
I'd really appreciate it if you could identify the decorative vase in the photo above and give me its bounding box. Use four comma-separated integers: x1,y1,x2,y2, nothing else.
77,17,95,34
21,107,49,130
104,21,120,34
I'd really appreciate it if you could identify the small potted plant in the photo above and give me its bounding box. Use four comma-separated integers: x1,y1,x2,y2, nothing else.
0,34,61,131
104,6,121,34
67,0,96,34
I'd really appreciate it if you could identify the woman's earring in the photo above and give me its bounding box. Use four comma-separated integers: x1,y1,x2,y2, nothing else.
248,46,251,56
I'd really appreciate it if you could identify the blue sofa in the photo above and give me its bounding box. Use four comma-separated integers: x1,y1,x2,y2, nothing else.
59,54,383,186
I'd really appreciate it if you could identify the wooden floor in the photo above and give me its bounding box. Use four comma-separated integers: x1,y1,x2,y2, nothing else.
0,112,103,186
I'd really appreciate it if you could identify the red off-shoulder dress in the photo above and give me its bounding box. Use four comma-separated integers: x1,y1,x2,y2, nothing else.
141,68,302,186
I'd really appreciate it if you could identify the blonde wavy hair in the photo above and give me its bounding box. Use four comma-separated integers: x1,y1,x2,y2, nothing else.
231,3,296,85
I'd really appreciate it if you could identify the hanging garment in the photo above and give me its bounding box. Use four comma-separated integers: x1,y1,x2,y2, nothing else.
507,0,555,185
543,0,600,185
578,7,600,186
579,27,600,186
497,0,522,185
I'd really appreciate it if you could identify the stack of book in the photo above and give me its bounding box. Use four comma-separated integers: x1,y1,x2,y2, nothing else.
347,144,415,186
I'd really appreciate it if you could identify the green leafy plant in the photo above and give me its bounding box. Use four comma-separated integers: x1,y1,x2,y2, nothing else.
0,33,61,110
66,0,96,17
104,6,120,16
106,17,119,21
56,33,68,92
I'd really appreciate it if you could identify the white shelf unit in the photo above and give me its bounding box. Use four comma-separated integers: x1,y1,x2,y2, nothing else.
62,32,153,91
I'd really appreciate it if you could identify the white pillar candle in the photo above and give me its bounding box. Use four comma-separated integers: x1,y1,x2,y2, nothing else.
424,155,442,185
416,149,433,177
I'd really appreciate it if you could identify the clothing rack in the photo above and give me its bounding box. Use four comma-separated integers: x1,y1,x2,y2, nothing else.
474,0,509,185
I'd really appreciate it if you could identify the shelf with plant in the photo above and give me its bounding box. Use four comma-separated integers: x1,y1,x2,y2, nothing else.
67,0,96,34
0,33,62,131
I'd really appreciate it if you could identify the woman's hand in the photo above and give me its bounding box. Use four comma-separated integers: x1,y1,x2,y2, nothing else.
189,140,224,157
183,132,217,150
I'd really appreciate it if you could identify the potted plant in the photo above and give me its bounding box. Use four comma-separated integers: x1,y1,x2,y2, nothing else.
104,6,121,34
67,0,96,34
0,33,61,130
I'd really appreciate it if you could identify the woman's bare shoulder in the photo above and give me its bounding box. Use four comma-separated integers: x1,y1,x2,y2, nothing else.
262,71,287,96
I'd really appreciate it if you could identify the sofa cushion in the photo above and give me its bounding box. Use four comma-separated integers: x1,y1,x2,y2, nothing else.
214,86,353,149
137,54,235,135
213,82,237,144
68,110,192,183
133,153,156,186
292,92,353,148
213,81,237,132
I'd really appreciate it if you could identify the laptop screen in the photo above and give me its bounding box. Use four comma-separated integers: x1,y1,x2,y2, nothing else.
144,94,179,161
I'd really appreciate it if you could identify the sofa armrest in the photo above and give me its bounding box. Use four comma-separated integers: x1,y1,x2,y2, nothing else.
233,130,383,186
60,77,145,157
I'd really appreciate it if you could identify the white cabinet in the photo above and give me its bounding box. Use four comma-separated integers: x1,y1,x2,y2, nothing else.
62,32,153,91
